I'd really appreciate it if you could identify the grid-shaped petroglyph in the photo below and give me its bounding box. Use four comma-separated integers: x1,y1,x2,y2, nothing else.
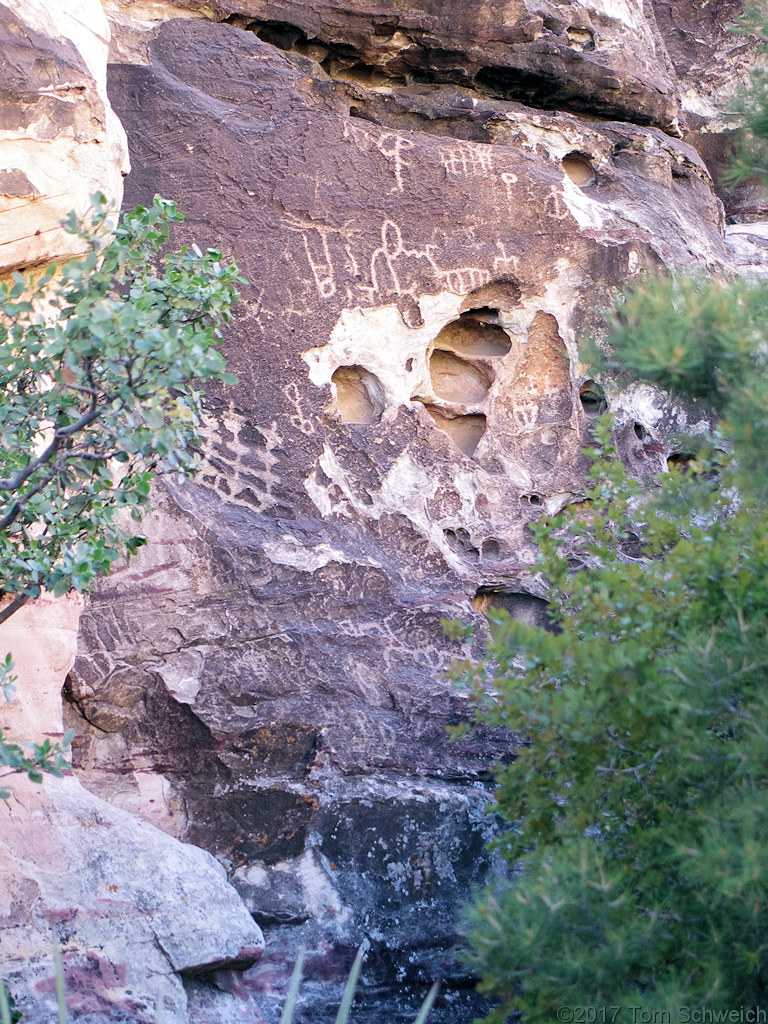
200,405,284,514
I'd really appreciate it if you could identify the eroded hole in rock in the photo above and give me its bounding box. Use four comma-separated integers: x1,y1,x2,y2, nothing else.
331,365,385,424
475,65,557,107
243,18,309,51
520,493,542,506
429,350,491,404
433,313,511,358
481,538,502,559
667,452,696,472
349,105,379,123
425,407,487,457
566,27,595,51
579,379,607,415
562,151,596,186
634,421,647,440
460,280,522,313
332,61,396,87
472,587,552,629
444,527,480,560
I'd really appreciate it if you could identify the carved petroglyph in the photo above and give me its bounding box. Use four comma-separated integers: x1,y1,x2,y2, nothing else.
380,134,414,192
285,382,316,435
492,241,520,280
365,219,492,300
439,143,495,178
501,171,518,197
201,406,283,514
342,121,416,194
544,184,573,222
285,214,340,300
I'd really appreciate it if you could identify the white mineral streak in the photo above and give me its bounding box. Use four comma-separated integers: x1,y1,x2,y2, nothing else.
262,534,382,572
0,0,129,275
296,850,351,925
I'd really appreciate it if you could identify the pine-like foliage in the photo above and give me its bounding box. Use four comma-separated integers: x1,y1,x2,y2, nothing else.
463,11,768,1022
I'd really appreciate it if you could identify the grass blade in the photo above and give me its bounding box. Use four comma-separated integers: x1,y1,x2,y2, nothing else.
333,945,365,1024
0,981,12,1024
52,944,67,1024
279,949,305,1024
413,980,440,1024
154,995,163,1024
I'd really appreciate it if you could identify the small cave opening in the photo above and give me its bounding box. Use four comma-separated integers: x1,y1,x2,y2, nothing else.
240,18,309,52
460,280,522,314
443,527,480,560
566,27,595,51
562,151,596,187
433,312,512,359
425,407,487,458
472,587,552,629
349,105,379,123
429,350,491,405
481,538,502,559
579,380,607,416
331,365,385,424
520,493,542,506
667,452,697,473
633,422,647,441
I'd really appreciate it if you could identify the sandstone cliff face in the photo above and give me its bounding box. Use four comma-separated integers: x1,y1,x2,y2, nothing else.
0,5,264,1022
0,0,129,272
0,1,762,1022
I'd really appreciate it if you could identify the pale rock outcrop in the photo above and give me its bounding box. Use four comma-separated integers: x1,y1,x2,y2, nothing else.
0,593,264,1024
1,776,264,1024
0,0,129,274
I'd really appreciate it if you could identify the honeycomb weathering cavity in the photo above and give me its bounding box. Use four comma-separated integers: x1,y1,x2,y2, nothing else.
579,379,607,415
460,280,522,313
562,152,595,186
428,349,491,405
432,315,512,358
331,365,385,423
425,408,487,458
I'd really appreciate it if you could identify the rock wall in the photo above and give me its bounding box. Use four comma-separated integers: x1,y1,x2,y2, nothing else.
0,4,264,1023
2,1,765,1022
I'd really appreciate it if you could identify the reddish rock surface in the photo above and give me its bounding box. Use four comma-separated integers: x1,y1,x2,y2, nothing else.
66,9,741,1020
1,0,762,1021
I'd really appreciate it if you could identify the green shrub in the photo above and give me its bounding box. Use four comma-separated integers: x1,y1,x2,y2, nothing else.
0,194,242,794
463,9,768,1016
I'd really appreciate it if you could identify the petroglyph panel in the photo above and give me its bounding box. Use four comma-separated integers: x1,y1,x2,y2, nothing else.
65,12,741,1021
